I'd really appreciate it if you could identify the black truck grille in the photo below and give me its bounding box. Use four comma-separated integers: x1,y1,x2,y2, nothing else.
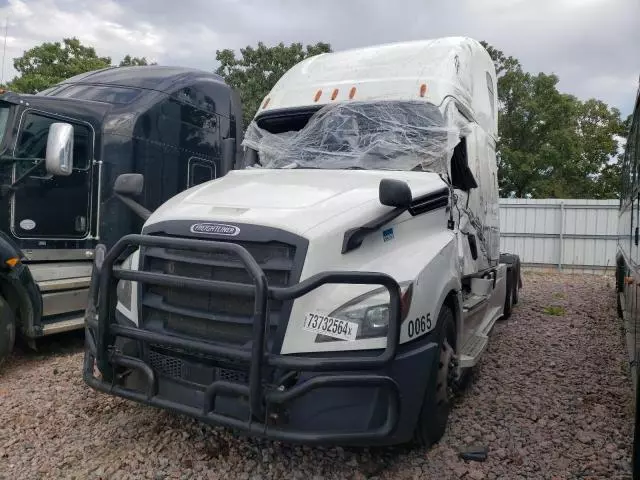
147,346,249,385
139,238,298,347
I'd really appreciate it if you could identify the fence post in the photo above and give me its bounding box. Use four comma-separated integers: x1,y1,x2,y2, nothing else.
558,201,564,271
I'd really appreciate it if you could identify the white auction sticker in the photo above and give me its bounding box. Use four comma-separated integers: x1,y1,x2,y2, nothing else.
302,312,358,341
20,219,36,230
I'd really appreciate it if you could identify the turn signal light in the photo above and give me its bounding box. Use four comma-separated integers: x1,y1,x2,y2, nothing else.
5,257,19,267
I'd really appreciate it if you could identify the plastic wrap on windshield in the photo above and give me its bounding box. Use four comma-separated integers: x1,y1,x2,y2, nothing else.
243,101,462,173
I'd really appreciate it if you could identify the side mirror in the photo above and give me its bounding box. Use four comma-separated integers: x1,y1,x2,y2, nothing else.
379,178,413,209
113,173,151,221
114,173,144,196
45,123,74,176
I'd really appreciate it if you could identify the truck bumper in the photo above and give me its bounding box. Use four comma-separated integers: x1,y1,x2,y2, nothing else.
83,234,436,446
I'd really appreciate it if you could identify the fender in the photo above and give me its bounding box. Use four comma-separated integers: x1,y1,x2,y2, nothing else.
0,234,42,338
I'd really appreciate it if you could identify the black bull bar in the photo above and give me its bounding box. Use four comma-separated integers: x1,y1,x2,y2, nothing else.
83,234,403,444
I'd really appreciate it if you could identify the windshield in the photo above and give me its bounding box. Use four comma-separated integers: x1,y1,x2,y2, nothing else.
39,84,143,105
242,100,461,174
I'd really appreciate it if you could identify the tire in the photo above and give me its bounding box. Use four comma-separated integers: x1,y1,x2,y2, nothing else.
502,268,514,320
413,305,456,447
0,295,16,368
500,253,520,312
512,259,520,305
616,260,625,319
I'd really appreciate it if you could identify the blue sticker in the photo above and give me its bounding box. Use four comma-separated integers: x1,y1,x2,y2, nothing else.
383,228,394,242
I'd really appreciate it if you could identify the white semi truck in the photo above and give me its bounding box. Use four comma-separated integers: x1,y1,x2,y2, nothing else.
83,37,522,447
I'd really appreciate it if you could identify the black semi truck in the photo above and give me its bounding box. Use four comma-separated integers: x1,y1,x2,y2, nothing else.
0,65,243,364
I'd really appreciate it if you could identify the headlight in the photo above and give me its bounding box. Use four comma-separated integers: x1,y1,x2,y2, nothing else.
116,253,135,311
315,281,413,342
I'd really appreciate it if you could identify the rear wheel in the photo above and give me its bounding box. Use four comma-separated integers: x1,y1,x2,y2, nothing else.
0,295,16,368
512,258,521,305
502,267,515,319
413,305,456,447
616,259,625,319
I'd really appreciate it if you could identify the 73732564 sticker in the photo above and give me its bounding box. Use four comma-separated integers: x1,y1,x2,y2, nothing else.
302,313,359,341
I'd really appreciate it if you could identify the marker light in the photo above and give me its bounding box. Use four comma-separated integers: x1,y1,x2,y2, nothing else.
5,257,19,267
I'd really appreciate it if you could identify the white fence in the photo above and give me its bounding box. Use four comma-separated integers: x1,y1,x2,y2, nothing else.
498,198,619,273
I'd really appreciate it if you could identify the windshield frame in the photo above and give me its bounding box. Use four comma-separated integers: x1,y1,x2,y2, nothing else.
0,100,13,149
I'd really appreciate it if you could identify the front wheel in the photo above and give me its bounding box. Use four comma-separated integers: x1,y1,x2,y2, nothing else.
413,305,456,447
0,295,16,368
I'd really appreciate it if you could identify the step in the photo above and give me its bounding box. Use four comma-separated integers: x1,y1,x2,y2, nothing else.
38,276,92,292
462,294,487,312
41,316,85,335
42,289,90,317
458,333,488,368
28,262,93,283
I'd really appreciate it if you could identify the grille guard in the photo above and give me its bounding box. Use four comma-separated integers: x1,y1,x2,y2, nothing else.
83,233,402,444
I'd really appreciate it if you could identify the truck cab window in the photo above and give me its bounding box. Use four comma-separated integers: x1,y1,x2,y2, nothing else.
0,103,10,146
188,157,216,186
450,137,478,191
15,112,92,170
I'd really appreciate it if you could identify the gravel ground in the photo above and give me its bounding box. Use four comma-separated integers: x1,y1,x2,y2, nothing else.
0,271,634,479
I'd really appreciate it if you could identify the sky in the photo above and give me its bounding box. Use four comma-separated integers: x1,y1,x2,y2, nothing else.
0,0,637,117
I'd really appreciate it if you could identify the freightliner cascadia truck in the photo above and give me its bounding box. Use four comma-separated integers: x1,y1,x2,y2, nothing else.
83,37,522,447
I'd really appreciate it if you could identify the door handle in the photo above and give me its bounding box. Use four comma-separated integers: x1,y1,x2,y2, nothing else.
635,226,639,246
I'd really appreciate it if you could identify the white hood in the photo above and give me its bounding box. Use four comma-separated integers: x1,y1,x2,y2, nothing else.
146,168,448,237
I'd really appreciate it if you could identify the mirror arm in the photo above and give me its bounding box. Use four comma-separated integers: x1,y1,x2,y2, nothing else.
341,206,407,254
0,159,47,198
114,193,151,221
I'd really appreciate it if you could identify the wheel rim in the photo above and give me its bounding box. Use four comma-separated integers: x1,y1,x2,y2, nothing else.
436,338,455,408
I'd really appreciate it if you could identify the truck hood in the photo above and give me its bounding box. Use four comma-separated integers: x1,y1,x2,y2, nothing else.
146,168,448,236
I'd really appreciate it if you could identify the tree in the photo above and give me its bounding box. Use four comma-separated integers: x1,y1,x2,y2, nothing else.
119,55,156,67
8,37,157,94
9,38,111,93
215,41,332,126
481,41,626,199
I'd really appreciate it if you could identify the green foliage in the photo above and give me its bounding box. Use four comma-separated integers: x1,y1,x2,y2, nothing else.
119,55,156,67
543,305,566,316
482,41,627,199
7,37,156,94
8,38,111,93
215,41,332,126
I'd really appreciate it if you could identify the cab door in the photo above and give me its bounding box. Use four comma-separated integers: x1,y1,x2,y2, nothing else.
10,110,94,239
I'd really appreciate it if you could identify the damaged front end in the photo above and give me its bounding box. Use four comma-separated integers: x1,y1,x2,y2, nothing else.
83,234,403,445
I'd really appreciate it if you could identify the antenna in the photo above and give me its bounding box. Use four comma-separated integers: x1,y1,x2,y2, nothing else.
1,17,7,86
